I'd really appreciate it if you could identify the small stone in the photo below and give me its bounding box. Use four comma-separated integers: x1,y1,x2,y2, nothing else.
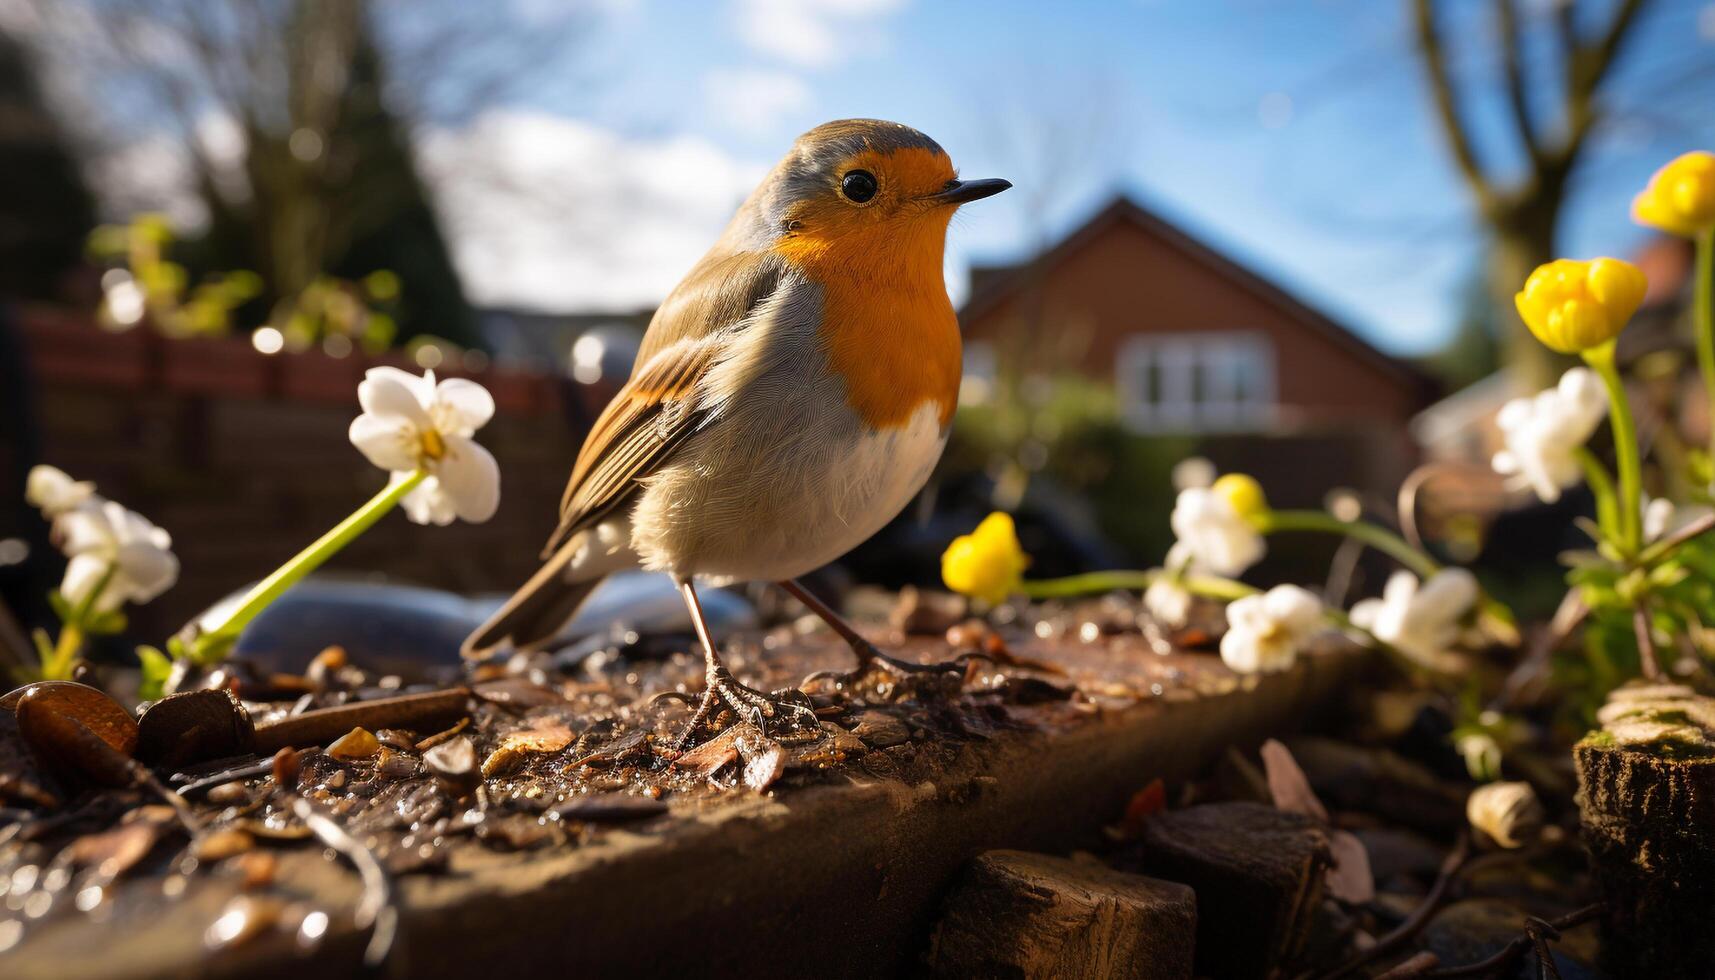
377,749,420,779
234,851,277,890
425,736,480,796
204,895,283,950
928,850,1195,980
375,728,418,751
1421,900,1599,980
192,829,255,862
850,712,911,748
206,782,249,805
325,727,380,760
135,689,255,768
271,747,302,787
890,585,965,635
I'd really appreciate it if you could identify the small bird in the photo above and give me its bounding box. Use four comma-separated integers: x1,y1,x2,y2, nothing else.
464,119,1008,743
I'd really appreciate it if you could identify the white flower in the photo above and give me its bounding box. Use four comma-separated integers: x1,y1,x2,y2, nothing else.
1457,729,1504,781
1171,456,1216,491
1221,585,1323,674
1170,487,1265,577
1466,781,1543,849
1144,576,1193,628
1491,367,1607,504
56,500,178,613
348,367,500,525
26,465,98,519
1643,495,1714,543
1349,569,1478,672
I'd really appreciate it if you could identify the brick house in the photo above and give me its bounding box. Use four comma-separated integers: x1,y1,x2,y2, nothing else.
959,196,1432,439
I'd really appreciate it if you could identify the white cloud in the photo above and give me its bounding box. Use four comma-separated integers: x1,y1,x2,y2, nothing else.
419,109,769,312
735,0,908,68
703,67,812,134
88,113,249,231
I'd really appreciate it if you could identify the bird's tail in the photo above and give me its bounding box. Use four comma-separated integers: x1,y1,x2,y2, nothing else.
461,534,607,659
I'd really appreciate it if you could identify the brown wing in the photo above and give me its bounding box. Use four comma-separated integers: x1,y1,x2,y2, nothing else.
541,250,787,556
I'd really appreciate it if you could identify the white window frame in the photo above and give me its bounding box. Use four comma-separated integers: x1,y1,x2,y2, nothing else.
1116,331,1277,433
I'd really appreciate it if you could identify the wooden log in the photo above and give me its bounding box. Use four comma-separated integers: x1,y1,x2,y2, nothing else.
1121,801,1331,979
1574,684,1715,980
927,850,1194,980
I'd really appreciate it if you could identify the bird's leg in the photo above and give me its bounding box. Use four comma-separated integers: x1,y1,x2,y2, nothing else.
782,579,964,691
670,579,817,750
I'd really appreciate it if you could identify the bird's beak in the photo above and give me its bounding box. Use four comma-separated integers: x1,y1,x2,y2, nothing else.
926,178,1011,206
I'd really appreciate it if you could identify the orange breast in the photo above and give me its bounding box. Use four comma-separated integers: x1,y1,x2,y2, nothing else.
774,220,962,431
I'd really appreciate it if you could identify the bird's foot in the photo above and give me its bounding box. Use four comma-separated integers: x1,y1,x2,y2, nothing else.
800,640,966,699
668,664,819,751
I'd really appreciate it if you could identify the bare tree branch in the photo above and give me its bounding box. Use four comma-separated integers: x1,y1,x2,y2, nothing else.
1412,0,1496,213
1559,0,1648,163
1494,0,1541,165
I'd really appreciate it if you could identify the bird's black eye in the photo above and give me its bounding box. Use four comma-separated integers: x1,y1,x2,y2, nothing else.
840,170,878,203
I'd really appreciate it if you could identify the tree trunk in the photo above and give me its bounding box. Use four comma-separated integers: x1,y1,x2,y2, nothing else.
1490,202,1568,389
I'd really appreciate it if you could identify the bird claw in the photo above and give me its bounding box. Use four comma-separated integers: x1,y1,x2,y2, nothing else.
801,641,966,695
670,666,819,750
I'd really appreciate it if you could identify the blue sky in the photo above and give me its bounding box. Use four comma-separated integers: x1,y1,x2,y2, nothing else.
414,0,1714,357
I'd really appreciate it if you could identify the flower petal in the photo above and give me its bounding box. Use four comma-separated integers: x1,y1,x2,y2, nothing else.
400,476,458,526
358,367,432,425
1415,569,1478,623
114,540,179,603
349,413,420,472
433,435,500,524
60,554,111,610
432,378,496,436
58,506,117,558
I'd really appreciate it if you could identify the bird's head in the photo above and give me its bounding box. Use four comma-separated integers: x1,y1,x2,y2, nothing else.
745,119,1008,272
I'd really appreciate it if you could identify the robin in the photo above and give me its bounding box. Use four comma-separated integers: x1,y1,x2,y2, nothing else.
464,119,1008,744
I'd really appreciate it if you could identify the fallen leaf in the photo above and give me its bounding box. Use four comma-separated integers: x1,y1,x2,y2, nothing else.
672,724,746,777
1121,778,1167,832
1326,829,1376,904
68,806,178,878
1261,738,1330,822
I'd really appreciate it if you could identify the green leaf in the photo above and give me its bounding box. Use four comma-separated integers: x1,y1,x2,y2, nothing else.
31,628,53,667
136,646,172,701
47,590,73,624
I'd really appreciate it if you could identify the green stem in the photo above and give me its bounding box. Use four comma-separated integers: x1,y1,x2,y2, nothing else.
188,470,426,663
1020,569,1256,602
42,562,118,680
1583,341,1643,556
1696,229,1715,469
1256,510,1441,579
1574,446,1621,542
42,625,85,681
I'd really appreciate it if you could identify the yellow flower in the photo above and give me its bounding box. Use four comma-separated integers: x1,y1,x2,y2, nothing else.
1212,473,1269,522
941,512,1030,604
1632,151,1715,237
1514,258,1648,354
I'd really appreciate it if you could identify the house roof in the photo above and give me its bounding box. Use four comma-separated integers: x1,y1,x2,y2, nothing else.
958,195,1431,392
